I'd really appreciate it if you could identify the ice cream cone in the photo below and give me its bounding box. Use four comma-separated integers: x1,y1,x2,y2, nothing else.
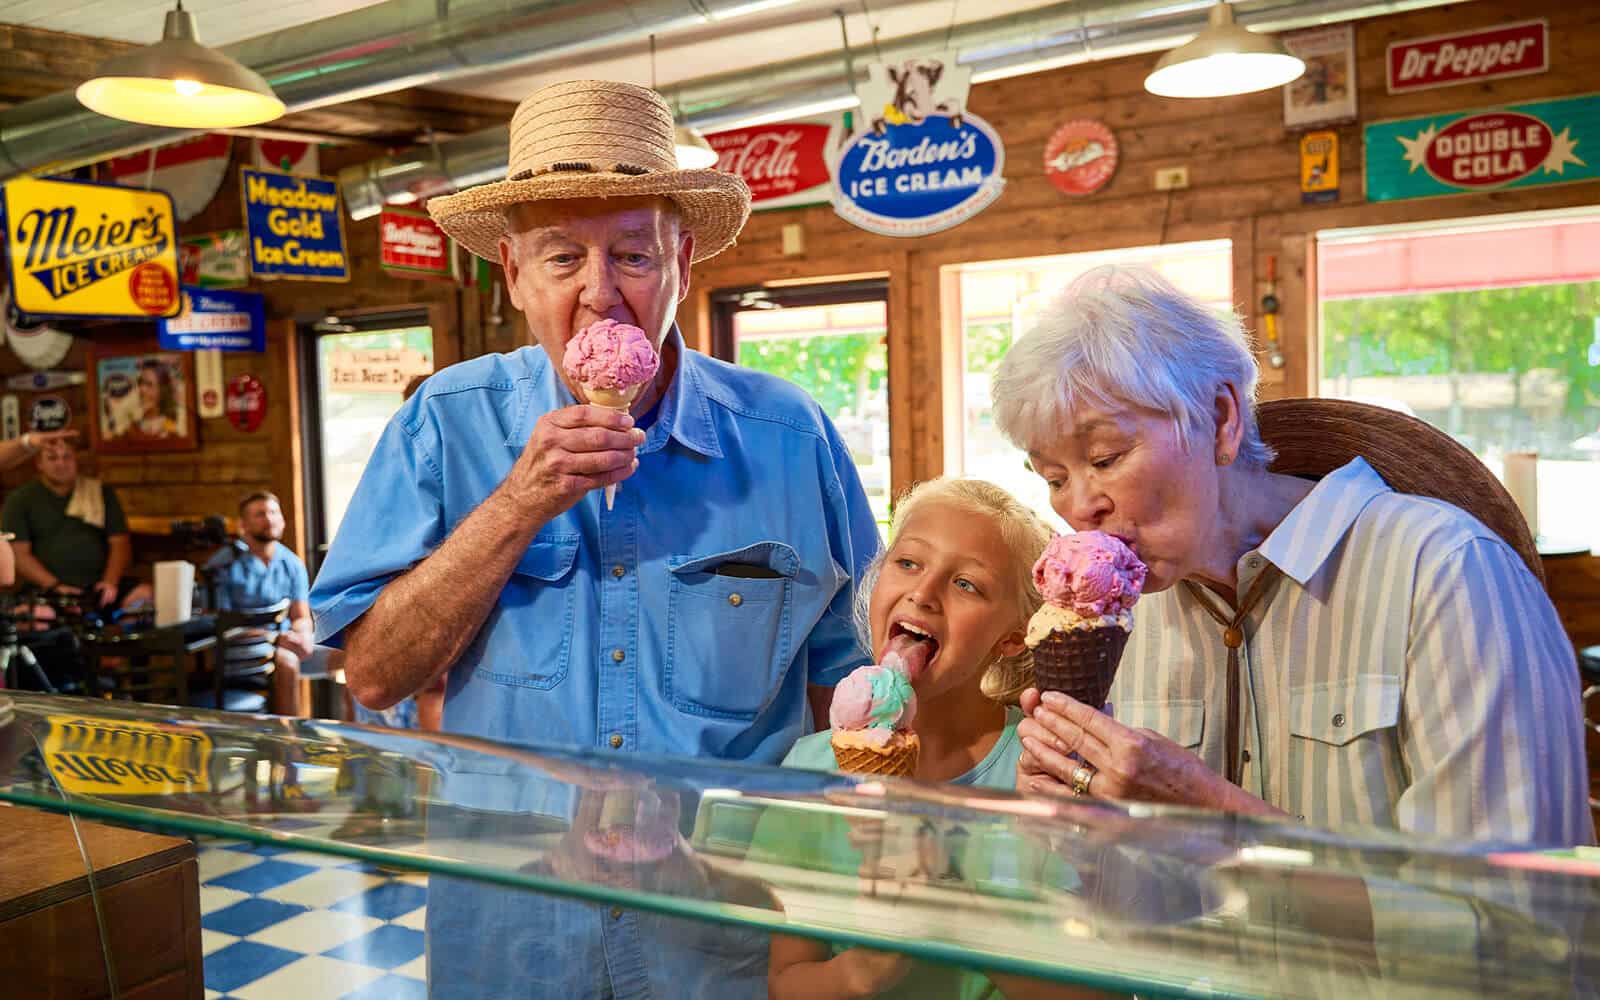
832,730,921,777
583,385,643,510
1031,626,1130,710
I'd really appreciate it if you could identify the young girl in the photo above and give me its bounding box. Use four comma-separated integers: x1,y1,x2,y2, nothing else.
768,477,1053,1000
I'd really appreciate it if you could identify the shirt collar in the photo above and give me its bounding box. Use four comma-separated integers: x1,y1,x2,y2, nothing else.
507,325,723,459
1256,457,1391,586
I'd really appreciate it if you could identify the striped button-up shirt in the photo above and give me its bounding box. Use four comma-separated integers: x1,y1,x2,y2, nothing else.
1108,457,1593,848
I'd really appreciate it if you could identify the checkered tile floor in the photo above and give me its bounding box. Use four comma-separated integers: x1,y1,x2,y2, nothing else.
197,830,427,999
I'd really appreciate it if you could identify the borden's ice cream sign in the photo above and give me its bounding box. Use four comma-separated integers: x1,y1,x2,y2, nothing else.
1365,95,1597,203
832,54,1005,237
380,206,453,280
2,177,180,319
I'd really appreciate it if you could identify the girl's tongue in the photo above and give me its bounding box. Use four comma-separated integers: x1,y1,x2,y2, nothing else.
883,631,935,681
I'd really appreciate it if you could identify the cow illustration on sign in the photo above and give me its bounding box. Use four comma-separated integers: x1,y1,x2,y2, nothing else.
844,54,970,145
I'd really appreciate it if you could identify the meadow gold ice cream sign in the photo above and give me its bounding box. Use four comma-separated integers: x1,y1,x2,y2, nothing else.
43,714,212,796
1365,94,1596,202
241,166,349,281
2,177,180,319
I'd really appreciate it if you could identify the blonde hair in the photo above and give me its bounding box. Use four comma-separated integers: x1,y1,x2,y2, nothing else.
853,477,1053,705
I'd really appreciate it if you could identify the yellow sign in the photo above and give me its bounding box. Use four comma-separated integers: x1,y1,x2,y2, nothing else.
43,714,212,796
2,177,181,319
1300,131,1340,204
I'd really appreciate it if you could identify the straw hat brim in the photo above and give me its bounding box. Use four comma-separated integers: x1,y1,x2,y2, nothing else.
428,169,752,264
1258,397,1542,582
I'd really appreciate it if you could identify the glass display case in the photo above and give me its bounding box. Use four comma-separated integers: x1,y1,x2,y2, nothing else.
2,691,1597,998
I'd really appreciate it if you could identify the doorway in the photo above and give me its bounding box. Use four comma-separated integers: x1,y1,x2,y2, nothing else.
297,309,434,575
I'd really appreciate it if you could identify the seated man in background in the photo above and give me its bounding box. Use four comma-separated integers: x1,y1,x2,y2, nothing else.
2,441,151,610
205,491,314,716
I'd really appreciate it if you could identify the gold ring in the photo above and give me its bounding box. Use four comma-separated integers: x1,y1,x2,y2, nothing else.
1070,764,1096,797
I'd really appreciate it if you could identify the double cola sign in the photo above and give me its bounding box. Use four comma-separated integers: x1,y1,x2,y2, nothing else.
706,121,838,211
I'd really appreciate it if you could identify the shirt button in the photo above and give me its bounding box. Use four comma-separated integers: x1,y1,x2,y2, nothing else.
610,906,623,920
612,648,625,662
1241,749,1251,763
1246,555,1263,570
609,734,624,748
611,565,625,578
728,593,743,608
1332,712,1346,728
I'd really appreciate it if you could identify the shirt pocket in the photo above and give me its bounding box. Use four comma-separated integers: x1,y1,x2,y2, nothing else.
665,541,798,721
1289,674,1401,747
1115,698,1205,750
476,533,581,690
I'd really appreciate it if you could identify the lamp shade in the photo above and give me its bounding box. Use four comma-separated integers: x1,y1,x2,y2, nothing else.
674,124,719,169
76,7,284,128
1144,3,1305,99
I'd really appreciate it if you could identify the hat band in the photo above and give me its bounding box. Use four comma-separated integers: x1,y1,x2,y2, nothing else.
509,161,657,181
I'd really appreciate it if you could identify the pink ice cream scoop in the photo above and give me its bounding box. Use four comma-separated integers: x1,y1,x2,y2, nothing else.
562,319,660,391
829,662,917,739
1033,531,1147,617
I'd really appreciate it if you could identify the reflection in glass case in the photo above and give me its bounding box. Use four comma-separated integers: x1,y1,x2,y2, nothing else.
1,691,1597,998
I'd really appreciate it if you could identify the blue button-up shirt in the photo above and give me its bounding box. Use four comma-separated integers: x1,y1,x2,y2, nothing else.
311,328,880,998
205,540,309,612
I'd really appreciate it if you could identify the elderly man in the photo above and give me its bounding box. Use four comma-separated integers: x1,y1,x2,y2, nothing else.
311,81,879,998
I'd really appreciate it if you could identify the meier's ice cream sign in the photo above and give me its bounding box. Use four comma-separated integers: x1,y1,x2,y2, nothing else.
832,55,1005,237
1365,94,1597,202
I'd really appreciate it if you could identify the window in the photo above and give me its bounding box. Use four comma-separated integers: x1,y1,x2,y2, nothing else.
713,281,892,526
1317,209,1600,550
300,315,434,573
945,241,1234,524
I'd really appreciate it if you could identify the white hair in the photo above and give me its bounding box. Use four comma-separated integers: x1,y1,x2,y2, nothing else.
992,264,1273,470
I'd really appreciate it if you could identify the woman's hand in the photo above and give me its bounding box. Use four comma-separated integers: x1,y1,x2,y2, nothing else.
1017,689,1281,816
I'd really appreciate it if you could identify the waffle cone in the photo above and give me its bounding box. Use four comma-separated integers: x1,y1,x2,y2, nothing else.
832,731,920,777
581,384,644,510
1031,626,1130,709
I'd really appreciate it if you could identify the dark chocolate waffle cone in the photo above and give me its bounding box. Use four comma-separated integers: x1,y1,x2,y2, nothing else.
1031,626,1130,709
832,733,920,777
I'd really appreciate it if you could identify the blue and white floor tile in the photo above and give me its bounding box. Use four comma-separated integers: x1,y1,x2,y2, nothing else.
197,838,427,999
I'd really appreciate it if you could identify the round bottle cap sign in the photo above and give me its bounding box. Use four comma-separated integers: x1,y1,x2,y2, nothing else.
1044,119,1119,197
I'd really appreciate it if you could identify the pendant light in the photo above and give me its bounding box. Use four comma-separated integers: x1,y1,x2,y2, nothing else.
1144,2,1305,99
76,2,285,128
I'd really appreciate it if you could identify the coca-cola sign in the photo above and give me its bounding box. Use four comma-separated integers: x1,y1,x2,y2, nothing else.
706,119,840,211
226,373,266,433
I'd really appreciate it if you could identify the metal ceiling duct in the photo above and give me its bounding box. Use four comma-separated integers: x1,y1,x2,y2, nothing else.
339,0,1456,219
0,0,803,180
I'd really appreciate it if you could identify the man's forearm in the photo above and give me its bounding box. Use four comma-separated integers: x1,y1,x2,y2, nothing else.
343,484,550,709
15,550,56,588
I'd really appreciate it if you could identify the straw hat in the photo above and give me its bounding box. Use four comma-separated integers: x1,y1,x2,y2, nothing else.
1258,397,1542,582
427,80,750,264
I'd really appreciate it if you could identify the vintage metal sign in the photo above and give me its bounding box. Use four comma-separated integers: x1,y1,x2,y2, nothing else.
832,54,1005,237
1044,119,1118,196
706,118,840,211
2,177,181,319
380,207,454,280
43,715,212,796
241,167,349,281
105,133,233,221
1300,131,1340,204
179,230,249,289
1387,20,1548,95
160,287,266,352
226,373,266,433
1365,94,1596,202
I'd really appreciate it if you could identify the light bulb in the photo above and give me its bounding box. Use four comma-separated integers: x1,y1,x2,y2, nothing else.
173,78,203,97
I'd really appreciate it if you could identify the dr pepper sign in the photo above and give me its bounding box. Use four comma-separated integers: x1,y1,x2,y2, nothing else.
2,177,181,319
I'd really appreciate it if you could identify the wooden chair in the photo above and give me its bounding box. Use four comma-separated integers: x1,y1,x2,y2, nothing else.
1257,398,1543,584
203,599,291,713
81,625,197,706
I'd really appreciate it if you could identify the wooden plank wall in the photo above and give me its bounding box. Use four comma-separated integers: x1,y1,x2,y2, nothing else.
685,0,1600,495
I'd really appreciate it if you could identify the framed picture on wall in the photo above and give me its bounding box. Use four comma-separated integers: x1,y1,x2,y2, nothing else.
1282,23,1358,129
87,346,198,453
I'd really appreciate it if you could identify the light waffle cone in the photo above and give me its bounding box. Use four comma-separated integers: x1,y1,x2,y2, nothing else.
832,731,920,777
582,385,644,510
1031,626,1130,709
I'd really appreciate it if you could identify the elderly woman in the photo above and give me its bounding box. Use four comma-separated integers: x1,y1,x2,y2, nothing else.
994,265,1591,847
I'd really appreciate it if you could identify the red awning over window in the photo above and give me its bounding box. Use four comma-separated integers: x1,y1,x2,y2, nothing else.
1320,217,1600,300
